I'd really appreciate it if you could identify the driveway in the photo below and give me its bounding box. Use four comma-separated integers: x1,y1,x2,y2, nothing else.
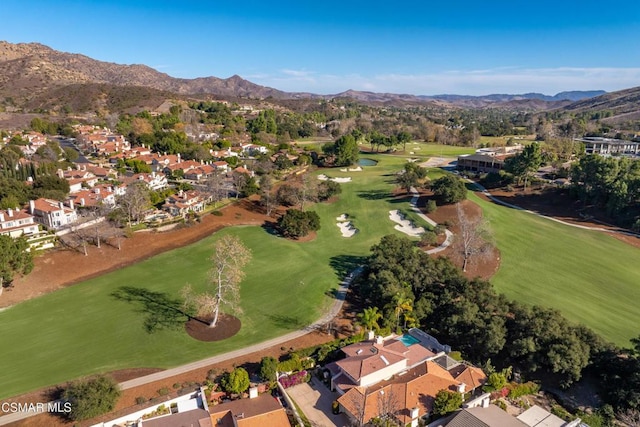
286,379,350,427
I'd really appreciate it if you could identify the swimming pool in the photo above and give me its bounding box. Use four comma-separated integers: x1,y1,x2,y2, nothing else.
398,334,420,347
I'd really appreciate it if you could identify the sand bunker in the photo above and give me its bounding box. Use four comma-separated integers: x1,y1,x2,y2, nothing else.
336,213,358,237
318,174,352,183
337,221,358,237
389,210,425,237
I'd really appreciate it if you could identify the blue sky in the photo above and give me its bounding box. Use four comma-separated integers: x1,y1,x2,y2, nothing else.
2,0,640,95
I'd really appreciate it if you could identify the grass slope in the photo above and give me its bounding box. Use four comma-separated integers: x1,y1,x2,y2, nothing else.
473,192,640,347
0,154,416,399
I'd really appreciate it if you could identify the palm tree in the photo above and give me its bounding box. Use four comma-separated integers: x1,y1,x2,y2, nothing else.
356,307,383,332
391,293,414,332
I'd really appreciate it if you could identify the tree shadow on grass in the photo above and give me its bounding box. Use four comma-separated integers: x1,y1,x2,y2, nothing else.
329,254,367,279
262,312,306,330
356,189,391,201
111,286,194,333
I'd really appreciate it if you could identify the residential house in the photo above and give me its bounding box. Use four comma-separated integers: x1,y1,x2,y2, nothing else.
0,208,39,238
67,185,116,209
58,167,98,193
212,160,229,172
330,329,486,426
121,172,168,191
151,153,180,172
162,189,210,217
239,143,268,156
183,163,217,181
211,147,240,159
208,391,290,427
162,159,201,177
83,164,118,180
29,198,78,229
443,403,528,427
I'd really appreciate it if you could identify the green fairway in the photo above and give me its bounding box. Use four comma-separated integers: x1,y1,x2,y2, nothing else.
383,141,476,158
3,152,639,399
0,154,418,399
472,192,640,347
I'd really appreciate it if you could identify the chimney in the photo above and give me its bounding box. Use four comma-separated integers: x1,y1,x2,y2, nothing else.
457,383,466,394
69,200,74,210
29,200,35,214
58,201,64,210
177,153,181,163
0,212,4,222
7,208,13,218
249,387,258,399
410,407,419,420
481,396,490,408
80,198,85,207
375,336,384,345
367,330,375,341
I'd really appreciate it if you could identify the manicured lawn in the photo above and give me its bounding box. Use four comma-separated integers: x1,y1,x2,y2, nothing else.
377,141,476,158
4,152,638,398
472,192,640,347
0,154,415,399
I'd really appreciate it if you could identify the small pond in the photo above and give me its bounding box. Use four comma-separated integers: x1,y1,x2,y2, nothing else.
357,158,378,166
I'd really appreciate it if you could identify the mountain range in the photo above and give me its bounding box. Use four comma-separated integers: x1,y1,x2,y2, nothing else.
0,40,637,119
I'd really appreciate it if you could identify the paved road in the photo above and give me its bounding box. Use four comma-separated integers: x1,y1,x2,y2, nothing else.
0,268,362,426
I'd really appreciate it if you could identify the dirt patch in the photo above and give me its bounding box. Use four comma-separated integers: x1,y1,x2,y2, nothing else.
418,193,500,281
2,198,271,309
185,314,241,342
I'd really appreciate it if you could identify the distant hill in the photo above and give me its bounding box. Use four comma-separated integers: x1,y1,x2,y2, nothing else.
425,90,606,103
560,86,640,122
0,41,615,114
0,41,289,104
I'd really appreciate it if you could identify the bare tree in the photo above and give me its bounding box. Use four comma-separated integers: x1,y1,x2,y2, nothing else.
116,182,151,226
259,174,276,216
376,386,401,426
455,203,493,272
299,173,318,211
60,224,91,256
183,235,252,328
345,389,367,427
231,171,248,199
619,408,640,427
205,171,227,207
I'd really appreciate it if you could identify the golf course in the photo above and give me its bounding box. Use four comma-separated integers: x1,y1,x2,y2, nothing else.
1,148,639,400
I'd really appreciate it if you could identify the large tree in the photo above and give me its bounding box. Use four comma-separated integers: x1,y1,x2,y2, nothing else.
0,235,34,294
430,174,467,204
504,142,542,191
221,367,250,395
183,235,252,328
324,134,360,166
62,375,121,421
278,209,321,238
432,390,462,417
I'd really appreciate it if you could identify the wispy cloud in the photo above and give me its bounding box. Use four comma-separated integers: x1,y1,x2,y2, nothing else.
249,67,640,95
